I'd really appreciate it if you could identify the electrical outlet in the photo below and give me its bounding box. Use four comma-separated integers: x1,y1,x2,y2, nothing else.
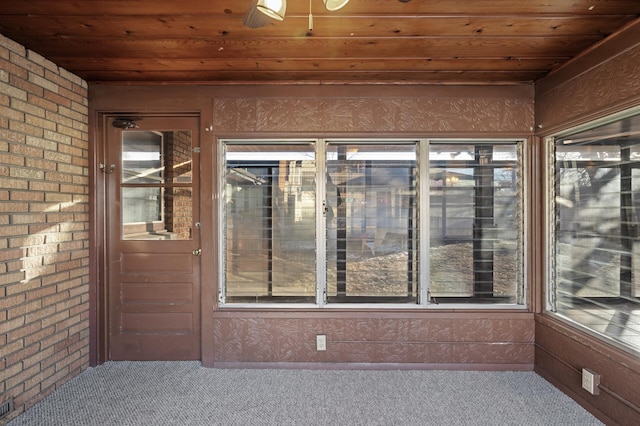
581,368,600,395
316,334,327,351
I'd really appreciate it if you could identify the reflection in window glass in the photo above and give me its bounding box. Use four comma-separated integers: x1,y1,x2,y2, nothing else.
326,144,418,303
122,130,193,240
224,144,316,302
220,139,524,307
429,142,522,303
122,131,163,184
552,112,640,353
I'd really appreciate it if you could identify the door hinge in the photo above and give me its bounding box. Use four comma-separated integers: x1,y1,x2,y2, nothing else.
99,163,116,174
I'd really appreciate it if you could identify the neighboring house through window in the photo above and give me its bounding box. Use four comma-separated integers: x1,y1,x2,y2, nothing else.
220,139,525,308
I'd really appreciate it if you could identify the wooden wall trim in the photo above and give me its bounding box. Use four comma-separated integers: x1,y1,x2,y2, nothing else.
537,17,640,96
213,362,534,371
212,310,534,319
534,356,617,425
535,314,640,425
535,19,640,135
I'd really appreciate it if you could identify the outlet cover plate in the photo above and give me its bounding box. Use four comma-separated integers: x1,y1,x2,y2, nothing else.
581,368,600,395
316,334,327,351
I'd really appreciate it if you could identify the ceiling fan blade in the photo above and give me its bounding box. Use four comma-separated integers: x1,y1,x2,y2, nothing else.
243,0,270,29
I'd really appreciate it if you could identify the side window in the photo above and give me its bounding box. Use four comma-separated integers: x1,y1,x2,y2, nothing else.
550,112,640,353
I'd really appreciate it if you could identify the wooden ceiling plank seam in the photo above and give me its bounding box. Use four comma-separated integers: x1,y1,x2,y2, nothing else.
2,13,639,18
2,0,640,15
2,34,610,41
4,37,600,60
49,58,564,70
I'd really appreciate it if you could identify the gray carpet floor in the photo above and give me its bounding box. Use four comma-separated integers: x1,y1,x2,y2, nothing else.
8,361,603,426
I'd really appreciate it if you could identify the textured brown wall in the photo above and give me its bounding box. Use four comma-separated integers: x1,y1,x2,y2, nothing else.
534,20,640,426
212,95,533,133
213,312,535,368
90,83,536,370
208,85,535,368
536,21,640,133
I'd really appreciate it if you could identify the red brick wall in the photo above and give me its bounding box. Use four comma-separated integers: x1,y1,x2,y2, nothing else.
0,34,89,423
164,130,193,240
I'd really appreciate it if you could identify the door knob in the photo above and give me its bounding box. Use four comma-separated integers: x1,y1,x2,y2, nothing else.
192,248,202,256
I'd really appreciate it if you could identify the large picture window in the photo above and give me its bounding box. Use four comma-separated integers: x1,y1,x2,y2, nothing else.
220,139,525,307
549,111,640,353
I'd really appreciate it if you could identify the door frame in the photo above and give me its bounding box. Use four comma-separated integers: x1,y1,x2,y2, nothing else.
89,108,216,366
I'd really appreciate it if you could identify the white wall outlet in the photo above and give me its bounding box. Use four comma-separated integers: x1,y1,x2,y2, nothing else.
316,334,327,351
581,368,600,395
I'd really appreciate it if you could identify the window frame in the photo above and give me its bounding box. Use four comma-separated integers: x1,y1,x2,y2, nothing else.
218,138,527,310
546,105,640,356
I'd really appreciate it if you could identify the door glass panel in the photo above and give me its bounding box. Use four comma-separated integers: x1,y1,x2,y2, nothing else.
122,130,193,240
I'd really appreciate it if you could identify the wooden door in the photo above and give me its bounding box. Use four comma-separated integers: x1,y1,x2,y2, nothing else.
105,116,201,360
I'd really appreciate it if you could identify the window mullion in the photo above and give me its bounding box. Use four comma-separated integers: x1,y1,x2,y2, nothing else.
516,140,525,305
218,140,227,305
316,140,327,307
546,137,557,312
420,139,430,306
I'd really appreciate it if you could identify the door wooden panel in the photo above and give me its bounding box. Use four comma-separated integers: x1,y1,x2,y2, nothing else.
106,116,201,361
121,282,193,304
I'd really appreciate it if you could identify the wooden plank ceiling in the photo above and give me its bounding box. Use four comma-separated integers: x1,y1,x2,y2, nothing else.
0,0,639,85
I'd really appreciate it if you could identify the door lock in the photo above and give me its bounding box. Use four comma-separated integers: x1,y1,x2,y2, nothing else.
192,248,202,256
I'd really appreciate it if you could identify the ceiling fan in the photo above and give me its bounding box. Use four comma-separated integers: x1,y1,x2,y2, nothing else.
243,0,350,29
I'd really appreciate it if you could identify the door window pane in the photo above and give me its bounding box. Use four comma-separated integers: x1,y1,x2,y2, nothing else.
122,130,193,240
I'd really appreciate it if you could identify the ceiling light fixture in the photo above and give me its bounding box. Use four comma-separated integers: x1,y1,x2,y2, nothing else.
246,0,349,28
244,0,272,28
323,0,350,11
257,0,287,21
